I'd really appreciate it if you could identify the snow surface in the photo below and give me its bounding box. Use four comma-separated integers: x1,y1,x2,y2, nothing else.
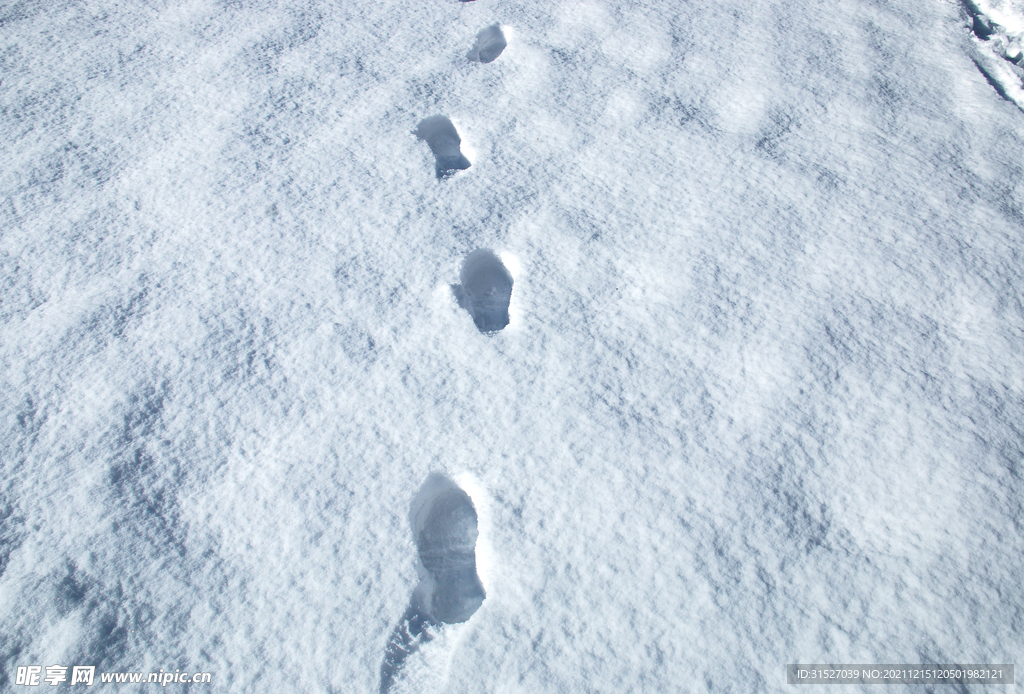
1,0,1023,691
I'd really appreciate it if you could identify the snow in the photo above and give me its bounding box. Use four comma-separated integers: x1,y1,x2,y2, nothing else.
1,0,1022,692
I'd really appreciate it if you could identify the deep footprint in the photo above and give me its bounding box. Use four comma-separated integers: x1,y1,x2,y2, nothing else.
413,474,485,624
467,24,507,63
451,249,513,333
380,474,485,692
415,116,471,179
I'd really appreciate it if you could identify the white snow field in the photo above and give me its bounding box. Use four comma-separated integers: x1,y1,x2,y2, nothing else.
1,0,1022,691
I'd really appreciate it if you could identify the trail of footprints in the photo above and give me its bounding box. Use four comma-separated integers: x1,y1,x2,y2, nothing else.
381,13,508,694
411,25,511,334
377,2,1023,687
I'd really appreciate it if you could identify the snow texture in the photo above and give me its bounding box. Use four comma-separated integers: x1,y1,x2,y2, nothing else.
1,0,1023,692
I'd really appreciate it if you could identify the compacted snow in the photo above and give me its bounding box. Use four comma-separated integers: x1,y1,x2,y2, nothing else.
1,0,1022,691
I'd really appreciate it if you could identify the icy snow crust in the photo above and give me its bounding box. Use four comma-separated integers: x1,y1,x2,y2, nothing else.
1,0,1023,692
963,0,1024,108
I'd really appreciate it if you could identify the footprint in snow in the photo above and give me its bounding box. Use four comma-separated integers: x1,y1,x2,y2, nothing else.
379,474,485,693
451,249,514,333
467,24,507,63
415,116,471,180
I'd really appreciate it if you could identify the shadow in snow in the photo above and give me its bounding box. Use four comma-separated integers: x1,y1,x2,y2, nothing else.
379,600,439,694
973,13,994,40
380,474,485,693
451,249,513,334
415,116,471,180
467,25,507,63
